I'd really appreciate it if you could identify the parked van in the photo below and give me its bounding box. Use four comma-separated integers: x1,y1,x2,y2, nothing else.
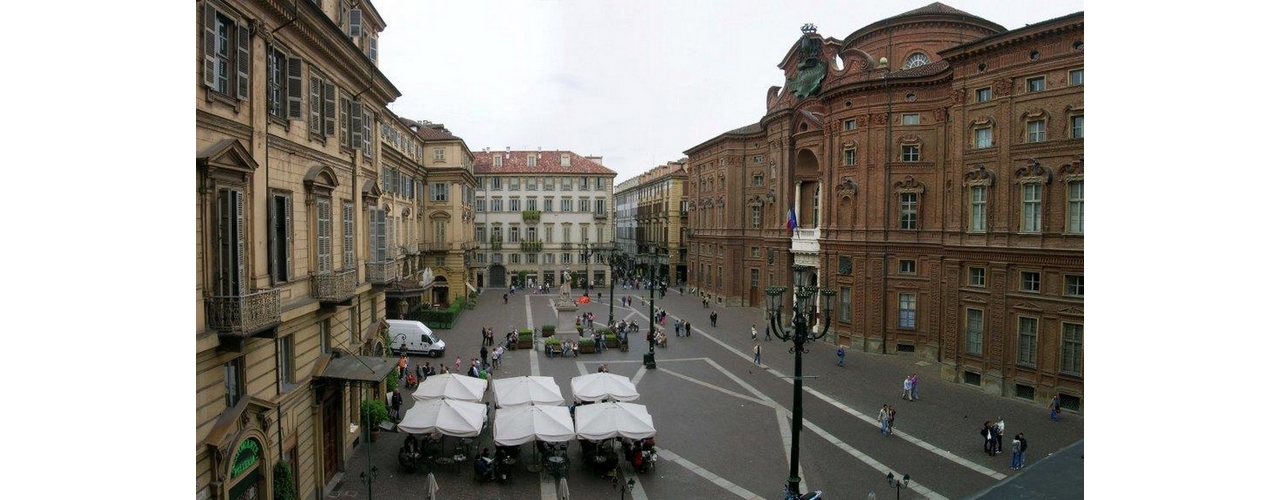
388,320,446,357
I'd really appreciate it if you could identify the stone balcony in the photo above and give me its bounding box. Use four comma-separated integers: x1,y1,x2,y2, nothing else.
205,287,282,337
791,228,821,254
427,241,451,252
366,260,399,285
311,268,357,304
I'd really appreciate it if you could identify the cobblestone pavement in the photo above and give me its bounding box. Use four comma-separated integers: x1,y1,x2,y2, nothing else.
329,286,1083,500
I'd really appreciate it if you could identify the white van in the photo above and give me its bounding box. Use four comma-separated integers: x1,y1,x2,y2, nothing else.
388,319,446,357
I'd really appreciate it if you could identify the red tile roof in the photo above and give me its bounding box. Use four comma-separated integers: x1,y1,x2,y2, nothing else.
473,150,617,176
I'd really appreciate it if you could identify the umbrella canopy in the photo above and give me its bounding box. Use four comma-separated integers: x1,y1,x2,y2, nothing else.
412,373,489,402
573,402,655,441
493,376,565,407
493,404,576,446
397,398,488,437
570,372,639,403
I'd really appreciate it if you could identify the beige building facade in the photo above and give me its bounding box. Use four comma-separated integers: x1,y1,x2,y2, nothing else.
614,161,690,283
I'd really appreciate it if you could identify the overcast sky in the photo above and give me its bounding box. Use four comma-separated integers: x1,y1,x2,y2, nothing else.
374,0,1083,181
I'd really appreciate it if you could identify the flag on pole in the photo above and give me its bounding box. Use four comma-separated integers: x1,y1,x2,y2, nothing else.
785,206,798,232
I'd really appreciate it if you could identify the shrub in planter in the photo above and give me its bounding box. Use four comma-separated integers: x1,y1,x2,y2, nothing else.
544,337,561,356
361,399,389,442
578,337,596,353
541,324,556,337
604,333,619,348
273,461,297,500
517,329,534,349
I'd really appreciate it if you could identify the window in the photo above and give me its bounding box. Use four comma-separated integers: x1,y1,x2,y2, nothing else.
433,220,447,247
527,198,538,211
753,173,764,186
901,144,920,162
360,105,373,157
968,267,986,287
1021,183,1042,233
1023,120,1047,144
1065,275,1084,297
578,199,590,213
319,319,331,355
475,225,486,242
898,293,917,329
368,208,386,262
843,119,857,131
215,188,245,296
433,148,444,161
561,178,572,190
493,155,502,168
269,193,292,284
544,177,555,191
224,358,244,408
491,177,502,190
1021,271,1041,292
1060,323,1083,375
596,177,606,190
965,309,984,355
1071,115,1083,139
1069,69,1083,86
750,205,761,229
316,198,333,273
1017,317,1038,366
904,53,930,68
202,3,250,100
561,153,570,167
751,247,761,258
753,155,763,163
561,198,572,212
561,253,571,264
1067,181,1084,233
508,227,519,243
1026,76,1046,92
342,202,354,269
899,193,918,230
543,198,553,212
840,287,852,322
595,199,606,216
562,225,571,243
510,253,520,264
899,259,916,275
975,127,992,149
975,87,991,103
308,71,337,139
902,113,920,125
339,93,352,148
527,154,536,167
267,47,303,120
493,254,503,264
843,148,856,166
490,198,502,212
277,335,295,391
476,197,486,212
509,198,519,212
967,185,987,232
525,226,537,241
509,178,520,190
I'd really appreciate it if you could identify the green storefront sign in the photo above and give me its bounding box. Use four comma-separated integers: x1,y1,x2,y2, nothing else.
231,438,261,479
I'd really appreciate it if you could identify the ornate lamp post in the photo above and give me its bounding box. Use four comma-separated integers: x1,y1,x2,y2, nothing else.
886,472,910,500
765,264,836,497
643,246,658,369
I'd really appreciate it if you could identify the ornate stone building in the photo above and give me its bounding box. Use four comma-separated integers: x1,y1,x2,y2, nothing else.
615,160,690,282
685,4,1084,410
471,149,618,290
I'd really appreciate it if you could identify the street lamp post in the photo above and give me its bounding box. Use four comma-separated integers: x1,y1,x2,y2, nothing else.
765,264,836,497
644,246,658,369
886,472,910,500
607,244,617,325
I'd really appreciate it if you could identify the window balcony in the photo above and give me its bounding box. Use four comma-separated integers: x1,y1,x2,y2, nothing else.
522,210,542,222
490,238,503,251
790,228,821,255
428,241,451,252
311,268,357,304
520,240,543,252
205,287,282,337
366,260,399,285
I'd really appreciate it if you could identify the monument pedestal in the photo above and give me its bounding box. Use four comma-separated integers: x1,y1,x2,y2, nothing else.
555,300,580,339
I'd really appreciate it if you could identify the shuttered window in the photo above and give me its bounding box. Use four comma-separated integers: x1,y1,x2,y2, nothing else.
286,57,303,119
350,99,363,148
323,81,336,136
269,193,292,284
342,202,355,269
202,1,250,100
216,188,245,296
348,8,363,38
339,94,351,148
317,198,333,273
362,106,373,157
309,75,322,135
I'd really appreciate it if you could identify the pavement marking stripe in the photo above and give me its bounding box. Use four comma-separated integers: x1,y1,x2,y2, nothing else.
656,366,769,406
657,447,766,500
776,407,808,494
803,420,949,500
541,474,558,500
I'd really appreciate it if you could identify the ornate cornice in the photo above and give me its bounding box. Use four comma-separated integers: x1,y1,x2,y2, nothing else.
1015,159,1052,184
893,176,925,194
963,165,995,187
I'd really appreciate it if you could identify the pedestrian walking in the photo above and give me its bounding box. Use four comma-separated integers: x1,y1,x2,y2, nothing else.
480,345,489,371
455,356,462,373
995,417,1006,454
1009,433,1023,470
837,345,846,367
685,321,692,336
390,390,403,422
503,293,508,304
751,325,757,341
710,311,718,327
764,321,772,341
398,354,409,381
1012,433,1028,469
878,405,890,436
910,374,919,401
493,345,504,369
901,376,913,401
753,342,761,365
887,405,897,435
1049,395,1061,422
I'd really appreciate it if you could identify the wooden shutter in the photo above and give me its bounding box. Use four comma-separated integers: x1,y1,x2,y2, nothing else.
218,189,245,296
368,210,376,265
203,2,217,88
309,74,321,134
369,36,378,61
286,57,303,120
339,95,350,148
349,8,362,38
376,210,387,262
236,22,250,100
343,202,355,269
323,80,336,136
350,99,362,147
269,195,280,281
284,194,292,279
362,106,372,156
318,198,332,273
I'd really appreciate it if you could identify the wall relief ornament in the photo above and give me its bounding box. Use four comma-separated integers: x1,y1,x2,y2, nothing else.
1015,159,1051,182
993,78,1013,96
963,165,995,186
951,89,965,106
835,176,857,197
893,176,925,194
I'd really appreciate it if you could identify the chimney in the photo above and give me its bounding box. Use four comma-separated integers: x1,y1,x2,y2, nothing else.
586,156,603,165
505,146,510,159
537,146,541,160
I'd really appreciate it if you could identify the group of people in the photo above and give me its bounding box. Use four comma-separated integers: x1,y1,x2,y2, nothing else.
877,404,898,436
981,417,1029,470
901,374,920,401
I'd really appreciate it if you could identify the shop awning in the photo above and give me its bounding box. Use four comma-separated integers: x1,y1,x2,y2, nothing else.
315,352,397,383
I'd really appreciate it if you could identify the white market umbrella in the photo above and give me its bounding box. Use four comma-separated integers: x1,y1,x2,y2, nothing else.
493,376,565,408
397,398,488,437
412,373,489,403
573,402,655,441
493,404,576,446
570,372,639,403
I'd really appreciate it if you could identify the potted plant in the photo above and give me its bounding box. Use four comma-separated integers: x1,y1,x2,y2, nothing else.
517,329,534,349
604,332,619,348
273,460,297,500
578,336,596,354
544,337,561,357
361,399,389,443
541,324,556,338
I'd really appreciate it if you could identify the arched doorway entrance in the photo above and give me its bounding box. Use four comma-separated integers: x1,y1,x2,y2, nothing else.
488,265,507,288
430,276,449,306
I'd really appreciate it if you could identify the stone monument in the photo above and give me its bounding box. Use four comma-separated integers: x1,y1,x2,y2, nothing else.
554,271,580,337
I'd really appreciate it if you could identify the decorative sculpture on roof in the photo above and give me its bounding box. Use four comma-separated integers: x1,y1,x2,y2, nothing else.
785,24,828,100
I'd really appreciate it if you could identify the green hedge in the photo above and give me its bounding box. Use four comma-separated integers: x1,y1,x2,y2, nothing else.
420,300,466,329
518,329,533,342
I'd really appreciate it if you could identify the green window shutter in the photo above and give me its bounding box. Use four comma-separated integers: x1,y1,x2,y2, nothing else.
286,57,303,120
235,22,250,101
343,202,355,269
351,99,362,147
309,74,321,135
203,2,217,88
284,194,292,278
339,96,350,148
318,198,332,273
368,210,376,265
362,106,372,156
323,80,336,136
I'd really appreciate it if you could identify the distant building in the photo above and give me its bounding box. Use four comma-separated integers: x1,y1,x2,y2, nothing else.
471,149,618,290
685,4,1084,410
614,160,690,282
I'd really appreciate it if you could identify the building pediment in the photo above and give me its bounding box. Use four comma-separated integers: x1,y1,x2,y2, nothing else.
197,138,258,175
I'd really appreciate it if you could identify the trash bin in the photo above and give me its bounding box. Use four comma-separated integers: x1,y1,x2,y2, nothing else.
643,353,656,369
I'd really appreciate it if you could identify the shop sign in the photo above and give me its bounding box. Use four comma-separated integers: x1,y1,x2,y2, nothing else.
231,438,261,478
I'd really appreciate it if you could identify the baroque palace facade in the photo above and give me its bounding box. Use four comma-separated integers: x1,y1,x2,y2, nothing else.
195,1,477,499
471,149,618,290
685,4,1084,409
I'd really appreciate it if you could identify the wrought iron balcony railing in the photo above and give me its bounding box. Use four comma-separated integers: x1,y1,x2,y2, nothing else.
205,288,282,336
312,268,357,303
366,260,399,285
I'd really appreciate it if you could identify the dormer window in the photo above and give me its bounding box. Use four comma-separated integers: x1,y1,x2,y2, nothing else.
904,53,930,69
561,153,570,167
527,154,536,167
